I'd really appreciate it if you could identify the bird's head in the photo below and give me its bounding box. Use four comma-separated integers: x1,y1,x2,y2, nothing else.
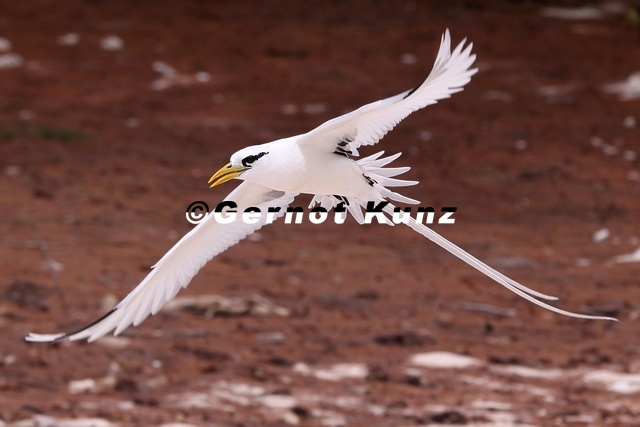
208,146,270,188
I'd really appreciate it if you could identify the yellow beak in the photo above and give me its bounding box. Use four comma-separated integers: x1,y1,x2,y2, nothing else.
208,163,246,188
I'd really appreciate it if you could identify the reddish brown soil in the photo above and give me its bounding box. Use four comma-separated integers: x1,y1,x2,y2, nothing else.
1,2,639,426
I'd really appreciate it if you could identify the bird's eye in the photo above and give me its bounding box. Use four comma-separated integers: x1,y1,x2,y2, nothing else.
241,151,268,168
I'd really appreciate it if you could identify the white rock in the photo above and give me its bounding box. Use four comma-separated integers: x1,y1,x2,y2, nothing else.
610,247,640,264
293,362,368,381
604,72,640,101
410,351,482,369
623,115,636,128
19,110,35,120
417,130,433,142
0,53,24,69
541,7,604,20
400,53,417,65
471,400,513,411
12,415,57,427
68,378,98,394
195,71,211,82
494,364,564,380
0,37,11,52
592,228,610,243
584,370,640,394
152,61,177,76
576,258,591,267
100,35,124,51
483,90,513,102
58,419,117,427
96,336,131,349
302,103,327,114
58,33,80,46
601,143,619,156
590,136,604,147
259,394,298,409
281,104,298,115
5,165,23,177
13,416,118,427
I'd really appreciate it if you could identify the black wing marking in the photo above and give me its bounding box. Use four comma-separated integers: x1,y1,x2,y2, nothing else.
402,85,419,100
51,308,118,343
333,137,355,158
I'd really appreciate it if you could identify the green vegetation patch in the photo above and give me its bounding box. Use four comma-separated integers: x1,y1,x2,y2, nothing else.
0,124,91,142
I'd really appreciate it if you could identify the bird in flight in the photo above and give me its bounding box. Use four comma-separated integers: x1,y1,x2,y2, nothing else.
26,30,615,343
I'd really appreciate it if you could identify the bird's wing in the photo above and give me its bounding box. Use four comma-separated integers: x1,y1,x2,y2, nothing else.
26,182,298,342
297,29,477,156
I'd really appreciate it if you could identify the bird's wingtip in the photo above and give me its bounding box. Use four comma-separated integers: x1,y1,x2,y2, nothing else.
25,332,67,343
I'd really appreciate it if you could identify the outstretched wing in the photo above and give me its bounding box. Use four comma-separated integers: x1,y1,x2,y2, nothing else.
26,182,298,342
297,29,477,156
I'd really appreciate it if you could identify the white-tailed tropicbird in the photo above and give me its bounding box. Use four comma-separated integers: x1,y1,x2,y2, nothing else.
26,30,616,343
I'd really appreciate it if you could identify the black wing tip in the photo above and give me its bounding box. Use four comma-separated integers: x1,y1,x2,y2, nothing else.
402,85,419,100
26,307,118,344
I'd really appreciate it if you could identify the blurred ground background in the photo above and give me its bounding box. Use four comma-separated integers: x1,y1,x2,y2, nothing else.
0,1,639,426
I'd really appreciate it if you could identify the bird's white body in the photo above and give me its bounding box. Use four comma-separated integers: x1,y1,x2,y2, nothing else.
26,30,615,344
236,137,384,201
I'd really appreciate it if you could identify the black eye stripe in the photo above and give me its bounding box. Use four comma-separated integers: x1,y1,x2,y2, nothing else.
241,151,268,168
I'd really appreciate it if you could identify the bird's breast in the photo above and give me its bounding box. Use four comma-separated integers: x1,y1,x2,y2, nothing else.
257,149,372,198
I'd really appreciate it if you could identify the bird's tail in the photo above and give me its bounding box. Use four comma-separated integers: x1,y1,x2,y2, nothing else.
309,151,419,224
382,202,617,321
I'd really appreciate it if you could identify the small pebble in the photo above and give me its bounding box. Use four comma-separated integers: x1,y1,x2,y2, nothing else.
195,71,211,82
302,103,327,114
281,104,298,115
0,37,12,52
0,53,23,69
58,33,80,46
592,228,610,243
623,116,636,128
100,35,124,51
5,165,23,177
152,61,177,76
623,150,637,162
417,130,432,142
576,258,591,267
590,136,604,147
400,53,417,65
19,110,34,121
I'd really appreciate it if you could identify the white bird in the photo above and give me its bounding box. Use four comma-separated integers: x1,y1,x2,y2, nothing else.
26,30,615,343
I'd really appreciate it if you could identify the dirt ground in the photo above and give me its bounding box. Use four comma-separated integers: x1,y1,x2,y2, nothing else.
1,1,639,426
